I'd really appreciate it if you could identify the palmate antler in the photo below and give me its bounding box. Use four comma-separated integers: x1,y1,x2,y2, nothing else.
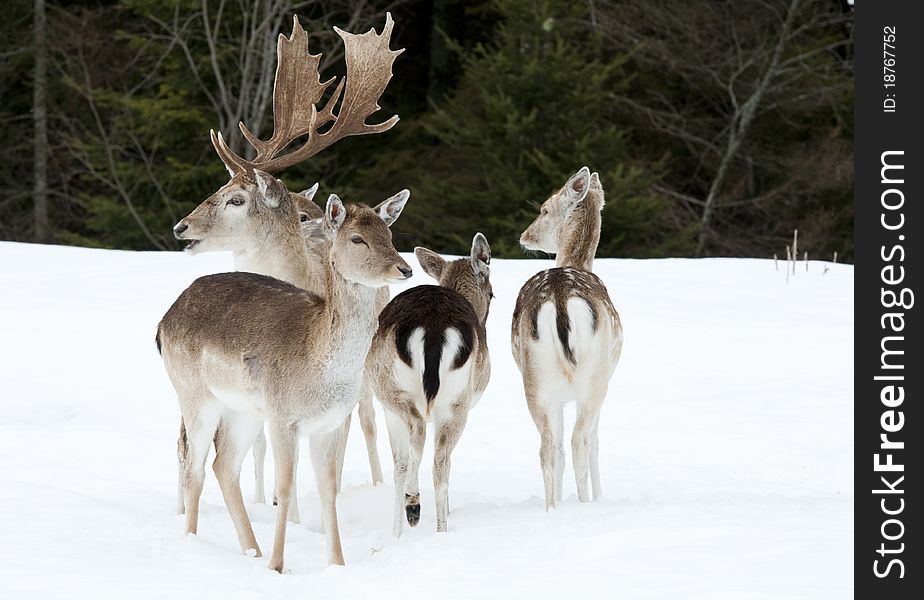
211,12,404,177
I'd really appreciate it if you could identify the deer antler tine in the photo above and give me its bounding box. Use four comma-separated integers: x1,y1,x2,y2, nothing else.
210,129,249,177
213,13,403,176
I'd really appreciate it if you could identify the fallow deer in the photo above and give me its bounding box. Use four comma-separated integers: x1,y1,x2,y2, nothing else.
366,234,493,535
160,14,407,571
170,14,401,522
511,167,623,509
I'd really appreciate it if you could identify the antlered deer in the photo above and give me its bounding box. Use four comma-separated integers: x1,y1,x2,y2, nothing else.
512,167,623,509
366,234,493,535
170,14,401,520
159,14,407,571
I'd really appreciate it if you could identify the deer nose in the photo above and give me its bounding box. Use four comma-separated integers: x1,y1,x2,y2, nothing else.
173,223,189,239
398,265,413,279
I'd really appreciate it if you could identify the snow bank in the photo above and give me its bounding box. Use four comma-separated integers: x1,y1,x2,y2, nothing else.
0,242,852,598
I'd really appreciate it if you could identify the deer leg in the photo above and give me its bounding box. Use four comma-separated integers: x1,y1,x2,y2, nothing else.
309,430,345,566
573,388,604,504
267,422,297,573
334,412,351,493
179,399,221,536
252,427,267,505
590,413,602,501
433,400,469,533
572,418,591,503
526,389,559,511
405,413,426,527
384,407,410,537
358,374,384,485
552,403,564,504
271,436,301,524
212,412,263,556
176,418,187,515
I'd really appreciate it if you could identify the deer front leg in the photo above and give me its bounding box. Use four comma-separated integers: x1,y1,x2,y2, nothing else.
384,407,410,537
309,430,345,566
358,374,384,485
267,422,298,573
252,427,267,505
334,411,351,493
433,400,470,532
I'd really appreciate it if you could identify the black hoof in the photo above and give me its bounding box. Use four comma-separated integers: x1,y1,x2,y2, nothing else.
405,494,420,527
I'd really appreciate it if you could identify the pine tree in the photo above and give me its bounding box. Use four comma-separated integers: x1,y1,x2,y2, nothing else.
361,0,671,257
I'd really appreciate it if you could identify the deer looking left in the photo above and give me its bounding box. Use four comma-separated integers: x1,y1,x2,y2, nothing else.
157,13,407,572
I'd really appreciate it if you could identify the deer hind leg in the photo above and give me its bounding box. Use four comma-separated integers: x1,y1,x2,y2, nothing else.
212,411,263,556
359,373,384,485
267,422,297,573
309,429,345,566
433,399,470,533
176,418,187,515
252,427,267,505
589,413,602,501
384,407,410,537
573,383,606,504
526,388,561,511
179,398,222,536
404,411,427,528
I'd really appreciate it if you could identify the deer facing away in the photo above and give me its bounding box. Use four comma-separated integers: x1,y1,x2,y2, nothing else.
511,167,623,509
169,14,402,524
366,233,493,535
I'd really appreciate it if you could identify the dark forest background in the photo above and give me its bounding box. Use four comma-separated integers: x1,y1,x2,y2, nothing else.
2,0,853,259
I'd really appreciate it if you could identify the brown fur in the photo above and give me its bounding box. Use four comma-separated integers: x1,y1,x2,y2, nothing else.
512,167,623,509
366,234,492,534
159,198,411,572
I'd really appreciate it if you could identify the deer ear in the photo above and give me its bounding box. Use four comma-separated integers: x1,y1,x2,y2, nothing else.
325,194,346,232
300,182,319,203
254,170,287,208
301,217,329,240
564,166,592,206
470,232,491,276
375,189,410,226
415,246,446,280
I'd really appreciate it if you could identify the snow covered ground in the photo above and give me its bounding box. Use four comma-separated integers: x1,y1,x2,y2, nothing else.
0,241,852,599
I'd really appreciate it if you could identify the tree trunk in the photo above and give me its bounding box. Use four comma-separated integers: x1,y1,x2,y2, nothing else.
33,0,49,243
695,0,802,256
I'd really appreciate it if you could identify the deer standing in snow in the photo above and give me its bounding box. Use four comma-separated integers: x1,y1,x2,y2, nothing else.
170,14,401,521
160,14,408,571
365,234,493,535
511,167,623,509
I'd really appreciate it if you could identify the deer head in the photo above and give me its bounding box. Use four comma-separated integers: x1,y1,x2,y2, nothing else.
415,233,494,323
519,167,603,254
302,191,413,287
173,13,403,252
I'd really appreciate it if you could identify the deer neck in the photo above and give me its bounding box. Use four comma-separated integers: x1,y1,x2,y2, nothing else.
317,254,380,360
233,221,316,290
555,192,603,272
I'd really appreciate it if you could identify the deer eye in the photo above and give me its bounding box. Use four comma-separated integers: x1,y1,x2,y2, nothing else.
227,196,245,207
350,235,366,245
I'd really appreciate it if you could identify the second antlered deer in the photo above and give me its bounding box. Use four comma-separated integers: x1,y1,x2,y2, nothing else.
512,167,623,509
